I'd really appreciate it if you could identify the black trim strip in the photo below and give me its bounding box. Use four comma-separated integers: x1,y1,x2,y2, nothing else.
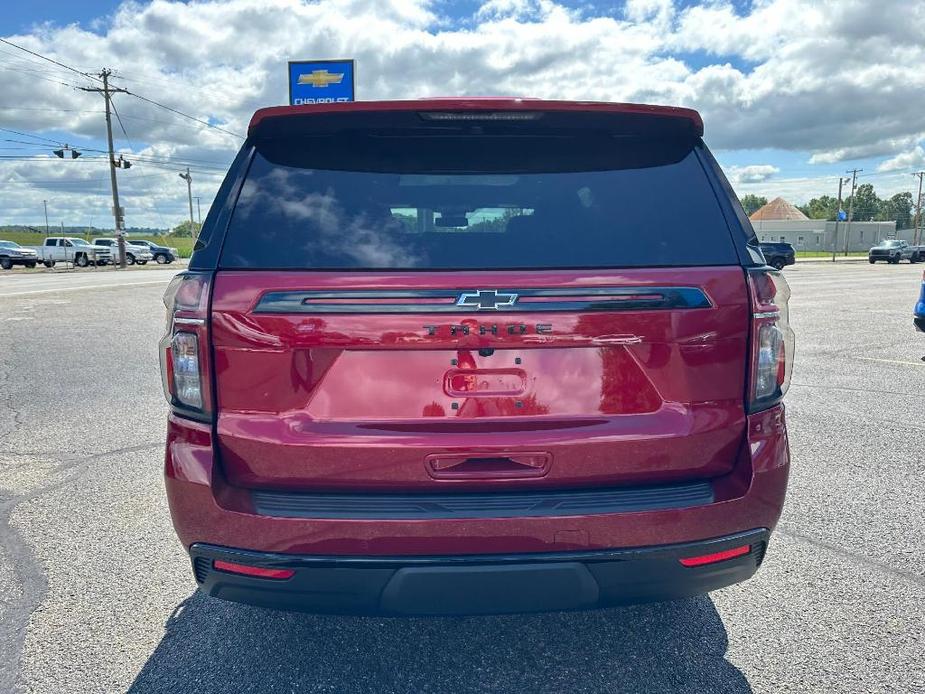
251,481,714,520
190,529,768,569
254,286,712,314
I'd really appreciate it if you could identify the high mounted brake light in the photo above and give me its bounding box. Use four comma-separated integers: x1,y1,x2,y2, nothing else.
159,272,212,420
747,268,795,412
418,111,543,121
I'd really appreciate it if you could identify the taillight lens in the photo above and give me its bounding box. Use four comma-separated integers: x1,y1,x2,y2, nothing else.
159,272,212,419
747,269,795,412
170,332,202,408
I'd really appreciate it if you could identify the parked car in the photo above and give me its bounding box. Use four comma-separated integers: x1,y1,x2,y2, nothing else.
915,270,925,332
31,237,111,267
161,98,795,615
92,238,153,265
0,240,39,269
127,239,179,264
759,241,796,270
868,239,916,264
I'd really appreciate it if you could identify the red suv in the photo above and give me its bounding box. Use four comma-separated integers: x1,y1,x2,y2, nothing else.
161,99,794,615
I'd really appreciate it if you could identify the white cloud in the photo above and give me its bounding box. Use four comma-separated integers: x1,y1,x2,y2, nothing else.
727,164,780,184
1,0,924,228
877,146,925,173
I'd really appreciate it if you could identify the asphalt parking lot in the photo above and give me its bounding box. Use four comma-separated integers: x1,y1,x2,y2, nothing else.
1,262,923,693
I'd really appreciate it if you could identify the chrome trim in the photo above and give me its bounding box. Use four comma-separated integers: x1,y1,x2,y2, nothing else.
254,287,712,314
173,317,205,326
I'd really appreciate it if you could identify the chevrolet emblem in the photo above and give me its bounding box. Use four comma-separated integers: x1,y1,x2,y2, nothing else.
297,69,345,88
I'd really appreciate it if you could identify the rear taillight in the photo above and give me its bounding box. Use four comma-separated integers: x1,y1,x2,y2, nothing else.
747,269,795,413
159,272,212,420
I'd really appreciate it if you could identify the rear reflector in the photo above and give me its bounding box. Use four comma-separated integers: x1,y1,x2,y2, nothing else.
213,560,295,580
679,545,750,567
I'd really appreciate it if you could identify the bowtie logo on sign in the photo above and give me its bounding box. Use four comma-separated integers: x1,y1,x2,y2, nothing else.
297,70,344,88
288,60,355,106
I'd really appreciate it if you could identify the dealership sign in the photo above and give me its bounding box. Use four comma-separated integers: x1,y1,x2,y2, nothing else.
288,60,355,105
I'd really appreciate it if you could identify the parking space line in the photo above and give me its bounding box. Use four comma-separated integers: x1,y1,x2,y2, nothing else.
1,279,172,298
855,357,925,367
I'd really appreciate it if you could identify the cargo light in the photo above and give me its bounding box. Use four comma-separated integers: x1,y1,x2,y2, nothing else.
679,545,750,567
159,272,212,419
213,560,295,580
747,269,795,412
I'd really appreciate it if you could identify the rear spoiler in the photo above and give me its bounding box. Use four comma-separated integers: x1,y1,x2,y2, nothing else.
248,98,704,140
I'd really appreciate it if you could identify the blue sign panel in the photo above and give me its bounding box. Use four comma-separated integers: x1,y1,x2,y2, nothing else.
837,209,847,221
288,60,355,106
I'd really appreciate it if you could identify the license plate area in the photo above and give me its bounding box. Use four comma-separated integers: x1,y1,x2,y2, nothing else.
444,368,527,397
426,451,552,479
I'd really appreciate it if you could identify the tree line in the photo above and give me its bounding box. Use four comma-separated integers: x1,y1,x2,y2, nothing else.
740,186,916,229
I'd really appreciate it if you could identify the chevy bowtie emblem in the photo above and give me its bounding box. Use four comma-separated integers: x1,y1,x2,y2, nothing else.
297,69,345,88
456,289,518,310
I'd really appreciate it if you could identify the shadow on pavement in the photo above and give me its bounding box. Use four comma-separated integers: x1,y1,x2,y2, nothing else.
129,591,750,693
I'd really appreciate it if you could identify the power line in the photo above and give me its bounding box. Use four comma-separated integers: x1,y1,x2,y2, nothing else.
109,97,136,151
0,107,105,114
0,64,81,89
0,37,102,83
0,127,66,145
122,90,244,140
0,40,243,142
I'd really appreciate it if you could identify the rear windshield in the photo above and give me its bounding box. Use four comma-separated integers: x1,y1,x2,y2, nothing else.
220,133,736,270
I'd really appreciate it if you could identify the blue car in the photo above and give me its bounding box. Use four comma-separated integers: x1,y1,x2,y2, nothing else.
128,239,178,264
916,270,925,332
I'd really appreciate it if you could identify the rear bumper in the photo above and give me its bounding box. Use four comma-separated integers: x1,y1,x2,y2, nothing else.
190,528,769,615
2,257,37,266
165,404,789,554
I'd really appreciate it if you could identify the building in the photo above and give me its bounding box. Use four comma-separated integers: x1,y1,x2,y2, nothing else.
748,197,904,252
750,197,810,222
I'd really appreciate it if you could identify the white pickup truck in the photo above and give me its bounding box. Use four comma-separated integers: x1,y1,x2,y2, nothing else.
31,237,112,268
92,238,154,265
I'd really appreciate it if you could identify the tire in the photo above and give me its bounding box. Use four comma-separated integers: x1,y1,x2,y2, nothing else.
0,257,12,270
889,257,899,264
125,254,135,266
869,258,876,264
771,258,786,270
43,260,55,268
25,262,36,269
75,254,89,268
155,253,168,264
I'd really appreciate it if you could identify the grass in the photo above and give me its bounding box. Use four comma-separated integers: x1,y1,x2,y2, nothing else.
796,251,867,258
0,231,195,258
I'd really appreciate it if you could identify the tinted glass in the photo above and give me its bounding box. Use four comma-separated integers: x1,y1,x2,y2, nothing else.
221,135,736,270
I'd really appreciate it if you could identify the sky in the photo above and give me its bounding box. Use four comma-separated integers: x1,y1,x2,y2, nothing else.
1,0,924,230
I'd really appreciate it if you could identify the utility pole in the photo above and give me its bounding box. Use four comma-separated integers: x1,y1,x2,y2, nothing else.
844,168,861,255
179,168,195,237
831,177,848,262
194,196,202,225
43,200,49,234
80,69,129,268
912,171,924,246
